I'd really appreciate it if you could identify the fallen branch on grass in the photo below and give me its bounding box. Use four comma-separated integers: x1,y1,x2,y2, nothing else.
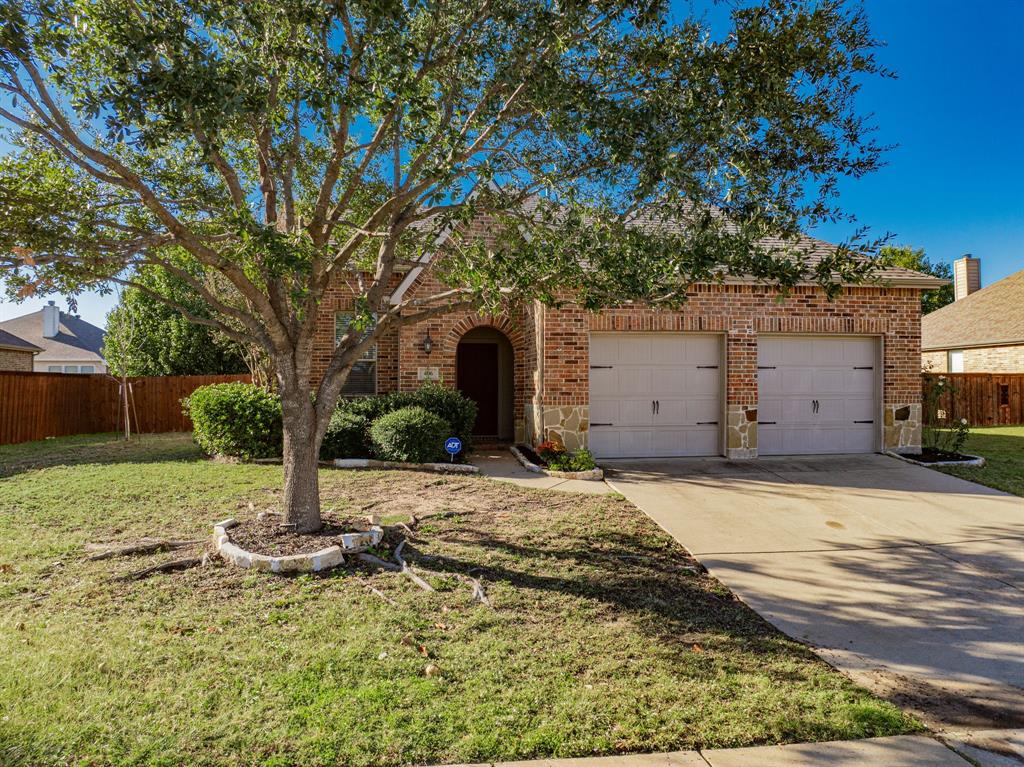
86,538,202,561
110,555,206,582
393,538,435,592
357,552,401,572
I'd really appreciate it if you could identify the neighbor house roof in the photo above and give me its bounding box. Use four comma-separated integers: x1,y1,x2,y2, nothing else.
391,196,946,304
0,328,42,354
0,308,106,364
922,269,1024,351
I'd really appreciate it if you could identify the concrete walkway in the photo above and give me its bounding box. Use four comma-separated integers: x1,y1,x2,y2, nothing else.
602,454,1024,735
473,450,614,494
441,735,971,766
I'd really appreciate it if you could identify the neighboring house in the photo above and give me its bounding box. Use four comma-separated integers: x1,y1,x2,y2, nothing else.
0,301,107,374
0,328,42,371
922,257,1024,373
311,211,945,459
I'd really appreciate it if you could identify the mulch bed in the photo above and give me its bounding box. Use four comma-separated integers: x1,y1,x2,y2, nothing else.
515,444,546,466
913,447,975,463
229,512,370,557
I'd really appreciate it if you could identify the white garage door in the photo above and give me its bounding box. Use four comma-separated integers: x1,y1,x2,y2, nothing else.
589,333,721,458
758,336,878,455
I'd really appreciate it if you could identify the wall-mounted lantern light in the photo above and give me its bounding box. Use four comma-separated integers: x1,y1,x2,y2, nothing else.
422,331,433,356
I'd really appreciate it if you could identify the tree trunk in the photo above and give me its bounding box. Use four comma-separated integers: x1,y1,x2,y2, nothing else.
280,387,323,533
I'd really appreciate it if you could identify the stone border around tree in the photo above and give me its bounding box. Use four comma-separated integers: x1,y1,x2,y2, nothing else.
212,517,384,573
883,451,986,469
509,445,604,481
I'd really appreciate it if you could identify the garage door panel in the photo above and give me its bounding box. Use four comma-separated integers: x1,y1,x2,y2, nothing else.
781,368,814,394
651,367,687,391
758,336,877,455
588,333,721,458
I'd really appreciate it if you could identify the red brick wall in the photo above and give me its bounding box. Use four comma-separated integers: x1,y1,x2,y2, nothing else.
536,284,922,408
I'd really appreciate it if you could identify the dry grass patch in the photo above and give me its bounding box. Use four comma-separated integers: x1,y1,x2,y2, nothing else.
0,433,918,767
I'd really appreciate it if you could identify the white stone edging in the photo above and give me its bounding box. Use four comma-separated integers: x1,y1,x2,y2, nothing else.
332,458,478,474
509,445,604,481
212,517,383,573
884,451,986,468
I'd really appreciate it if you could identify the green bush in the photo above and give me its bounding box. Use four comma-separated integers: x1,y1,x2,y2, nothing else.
337,383,476,454
320,411,371,460
400,383,477,452
546,447,597,472
369,406,450,463
183,383,282,460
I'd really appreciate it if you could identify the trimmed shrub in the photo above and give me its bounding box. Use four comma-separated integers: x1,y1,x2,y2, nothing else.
402,383,477,452
320,411,372,460
369,406,450,463
336,384,477,454
184,383,282,460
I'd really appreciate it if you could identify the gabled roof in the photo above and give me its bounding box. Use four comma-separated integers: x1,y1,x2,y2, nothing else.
0,308,106,363
922,269,1024,351
0,328,42,354
390,197,945,304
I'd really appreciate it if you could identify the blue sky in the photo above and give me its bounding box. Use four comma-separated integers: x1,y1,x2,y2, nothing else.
1,0,1021,328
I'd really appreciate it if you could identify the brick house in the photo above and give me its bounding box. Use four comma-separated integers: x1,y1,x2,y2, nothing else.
922,258,1024,373
0,328,41,371
312,217,945,459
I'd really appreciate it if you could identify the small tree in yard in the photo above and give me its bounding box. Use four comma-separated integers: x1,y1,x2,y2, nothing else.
104,266,249,377
0,0,889,532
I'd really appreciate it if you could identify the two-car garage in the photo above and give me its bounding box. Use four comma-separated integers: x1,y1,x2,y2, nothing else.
587,332,880,459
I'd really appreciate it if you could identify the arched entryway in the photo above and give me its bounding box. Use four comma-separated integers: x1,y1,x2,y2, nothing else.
456,326,515,441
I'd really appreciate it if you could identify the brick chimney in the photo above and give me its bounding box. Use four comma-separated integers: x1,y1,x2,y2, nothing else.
42,301,60,338
953,255,981,301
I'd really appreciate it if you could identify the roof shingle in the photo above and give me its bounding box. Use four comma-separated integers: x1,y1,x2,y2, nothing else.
921,269,1024,350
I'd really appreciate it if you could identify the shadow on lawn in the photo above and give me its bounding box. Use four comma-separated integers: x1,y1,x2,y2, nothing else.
0,433,205,479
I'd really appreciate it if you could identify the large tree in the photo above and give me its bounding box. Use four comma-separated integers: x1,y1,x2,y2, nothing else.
878,245,954,314
0,0,888,532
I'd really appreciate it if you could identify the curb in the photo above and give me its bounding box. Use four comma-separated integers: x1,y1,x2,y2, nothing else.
332,458,479,474
509,445,604,481
884,450,985,468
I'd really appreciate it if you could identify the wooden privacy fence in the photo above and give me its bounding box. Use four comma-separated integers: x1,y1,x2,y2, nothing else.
0,372,251,446
923,372,1024,427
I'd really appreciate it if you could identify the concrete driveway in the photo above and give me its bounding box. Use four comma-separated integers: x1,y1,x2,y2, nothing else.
604,454,1024,733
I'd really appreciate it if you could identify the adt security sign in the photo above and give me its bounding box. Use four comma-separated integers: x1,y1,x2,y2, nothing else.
444,437,462,462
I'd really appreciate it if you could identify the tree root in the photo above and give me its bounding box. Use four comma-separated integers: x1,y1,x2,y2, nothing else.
393,539,434,592
110,554,207,582
86,538,202,561
356,552,401,572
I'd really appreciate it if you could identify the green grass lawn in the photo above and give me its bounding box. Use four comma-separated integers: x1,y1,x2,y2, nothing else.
933,425,1024,496
0,434,917,767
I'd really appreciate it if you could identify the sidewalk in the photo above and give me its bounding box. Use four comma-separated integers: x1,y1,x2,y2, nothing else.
437,735,970,766
473,450,614,494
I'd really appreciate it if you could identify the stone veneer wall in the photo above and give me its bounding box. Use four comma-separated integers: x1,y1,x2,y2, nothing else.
0,348,34,372
922,345,1024,374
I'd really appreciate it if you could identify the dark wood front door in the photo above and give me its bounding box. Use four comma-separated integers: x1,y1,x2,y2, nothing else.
457,342,499,436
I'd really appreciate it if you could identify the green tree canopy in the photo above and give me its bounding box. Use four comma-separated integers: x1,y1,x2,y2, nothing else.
879,245,954,314
103,267,248,377
0,0,890,530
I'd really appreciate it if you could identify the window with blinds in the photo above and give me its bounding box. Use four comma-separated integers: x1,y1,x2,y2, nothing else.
335,313,377,396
